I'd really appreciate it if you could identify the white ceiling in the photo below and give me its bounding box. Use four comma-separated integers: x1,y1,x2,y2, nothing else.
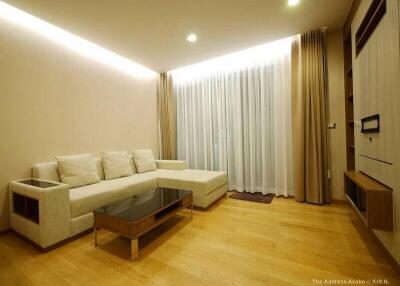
5,0,352,72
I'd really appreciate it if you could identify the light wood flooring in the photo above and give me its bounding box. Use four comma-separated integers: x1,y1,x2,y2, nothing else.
0,196,399,286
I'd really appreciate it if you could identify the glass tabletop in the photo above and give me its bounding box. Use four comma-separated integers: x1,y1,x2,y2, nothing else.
18,179,59,188
94,188,192,221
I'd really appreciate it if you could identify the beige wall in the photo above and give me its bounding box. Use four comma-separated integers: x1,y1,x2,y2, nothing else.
351,0,400,263
0,19,158,231
326,31,346,201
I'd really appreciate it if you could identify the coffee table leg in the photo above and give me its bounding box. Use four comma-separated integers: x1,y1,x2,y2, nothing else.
94,227,98,247
131,239,138,261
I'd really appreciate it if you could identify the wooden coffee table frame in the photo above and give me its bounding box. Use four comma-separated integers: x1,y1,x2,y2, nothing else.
93,192,193,260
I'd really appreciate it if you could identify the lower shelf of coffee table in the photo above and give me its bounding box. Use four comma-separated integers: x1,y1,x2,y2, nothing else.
94,195,193,239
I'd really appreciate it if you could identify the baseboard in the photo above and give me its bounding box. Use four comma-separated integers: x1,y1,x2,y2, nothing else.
369,229,400,277
10,228,93,252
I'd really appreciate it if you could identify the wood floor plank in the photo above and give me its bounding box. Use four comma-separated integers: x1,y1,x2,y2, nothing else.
0,197,399,286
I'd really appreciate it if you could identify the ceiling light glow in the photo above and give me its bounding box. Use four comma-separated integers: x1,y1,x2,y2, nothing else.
288,0,300,6
171,37,292,82
187,33,197,42
0,1,156,79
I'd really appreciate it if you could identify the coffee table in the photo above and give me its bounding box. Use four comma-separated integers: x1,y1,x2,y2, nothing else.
93,187,193,260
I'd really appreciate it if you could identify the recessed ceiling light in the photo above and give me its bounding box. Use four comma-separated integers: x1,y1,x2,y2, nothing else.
288,0,300,6
187,33,197,42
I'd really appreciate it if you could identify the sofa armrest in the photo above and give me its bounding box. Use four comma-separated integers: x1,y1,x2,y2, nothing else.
155,160,187,170
9,179,71,248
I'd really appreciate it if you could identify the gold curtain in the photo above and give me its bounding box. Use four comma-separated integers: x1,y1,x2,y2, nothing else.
291,29,330,204
157,72,176,160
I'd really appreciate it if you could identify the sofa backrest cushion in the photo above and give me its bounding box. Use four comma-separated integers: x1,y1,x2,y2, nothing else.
100,151,134,180
32,162,61,182
131,149,157,173
56,154,101,188
33,157,105,182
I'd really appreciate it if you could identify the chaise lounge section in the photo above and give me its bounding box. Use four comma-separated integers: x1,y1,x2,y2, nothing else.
9,152,227,250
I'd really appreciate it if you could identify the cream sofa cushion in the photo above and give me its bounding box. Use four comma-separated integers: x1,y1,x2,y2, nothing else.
33,158,105,182
56,154,100,188
132,149,157,173
32,162,61,182
155,160,186,170
101,151,133,180
150,169,227,197
69,175,157,218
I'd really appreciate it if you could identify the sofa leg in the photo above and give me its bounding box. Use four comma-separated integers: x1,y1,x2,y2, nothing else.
131,239,138,261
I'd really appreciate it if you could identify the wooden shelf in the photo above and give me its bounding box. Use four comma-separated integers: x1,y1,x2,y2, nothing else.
346,193,368,225
344,171,393,231
356,0,386,56
345,171,391,192
13,193,39,224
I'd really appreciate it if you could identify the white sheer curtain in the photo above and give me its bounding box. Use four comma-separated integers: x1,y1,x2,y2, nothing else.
172,40,293,196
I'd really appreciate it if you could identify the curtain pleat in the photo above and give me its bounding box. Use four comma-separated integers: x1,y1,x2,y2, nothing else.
291,30,330,204
157,72,176,160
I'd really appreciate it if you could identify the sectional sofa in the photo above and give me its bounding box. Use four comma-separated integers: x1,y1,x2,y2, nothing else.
9,150,227,250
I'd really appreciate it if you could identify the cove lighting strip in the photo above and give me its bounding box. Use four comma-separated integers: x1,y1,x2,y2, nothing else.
0,1,156,79
171,37,292,82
